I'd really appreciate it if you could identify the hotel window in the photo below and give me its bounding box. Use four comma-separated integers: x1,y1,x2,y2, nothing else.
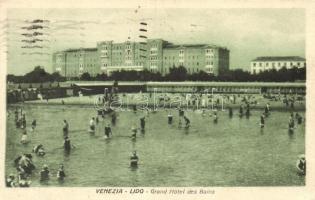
272,63,275,67
179,50,184,55
253,63,256,67
266,63,269,66
297,62,300,66
259,63,262,67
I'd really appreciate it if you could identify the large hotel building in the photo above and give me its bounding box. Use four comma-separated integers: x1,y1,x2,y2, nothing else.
53,39,229,78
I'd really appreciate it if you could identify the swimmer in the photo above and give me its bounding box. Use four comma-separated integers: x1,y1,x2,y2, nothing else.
130,151,139,168
40,164,50,181
63,136,75,152
33,144,45,156
96,116,99,125
296,113,303,125
168,113,173,124
289,116,295,130
6,174,16,187
140,117,145,130
89,117,96,133
131,125,137,139
184,116,190,128
31,119,36,131
264,103,270,117
260,113,265,128
18,175,31,187
63,120,69,137
239,105,244,117
296,155,306,175
21,114,26,129
21,129,29,144
213,112,218,123
57,164,66,181
104,124,112,139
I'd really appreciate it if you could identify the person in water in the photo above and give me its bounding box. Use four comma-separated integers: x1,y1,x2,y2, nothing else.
33,144,45,156
18,174,31,187
295,113,303,125
289,115,295,130
239,105,244,117
245,104,250,118
89,117,96,133
130,151,139,168
131,125,137,139
184,115,190,128
260,113,265,128
6,174,16,187
40,164,50,181
57,164,66,181
95,116,99,125
213,112,218,123
63,120,69,137
296,155,306,175
104,124,112,139
264,103,270,117
63,136,74,152
16,154,35,174
21,114,26,129
168,113,173,124
31,119,37,131
140,117,145,130
21,129,29,144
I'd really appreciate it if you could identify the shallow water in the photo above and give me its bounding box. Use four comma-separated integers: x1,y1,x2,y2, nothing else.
6,104,305,186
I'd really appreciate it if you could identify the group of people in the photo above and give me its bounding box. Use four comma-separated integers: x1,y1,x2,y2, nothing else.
7,91,306,187
6,108,67,187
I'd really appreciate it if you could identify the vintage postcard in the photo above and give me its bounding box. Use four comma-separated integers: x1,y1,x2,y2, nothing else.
0,0,315,199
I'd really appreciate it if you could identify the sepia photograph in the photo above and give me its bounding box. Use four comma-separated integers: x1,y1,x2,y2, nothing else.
0,0,312,194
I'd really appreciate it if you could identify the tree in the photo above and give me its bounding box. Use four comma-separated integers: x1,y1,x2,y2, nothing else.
165,65,188,81
80,72,91,81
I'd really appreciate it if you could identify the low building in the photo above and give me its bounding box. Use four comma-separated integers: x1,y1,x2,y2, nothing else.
250,56,306,74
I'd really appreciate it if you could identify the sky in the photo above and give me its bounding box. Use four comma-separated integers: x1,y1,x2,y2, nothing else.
2,8,305,75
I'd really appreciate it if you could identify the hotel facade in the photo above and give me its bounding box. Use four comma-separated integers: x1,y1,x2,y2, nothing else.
53,39,230,78
250,56,306,74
